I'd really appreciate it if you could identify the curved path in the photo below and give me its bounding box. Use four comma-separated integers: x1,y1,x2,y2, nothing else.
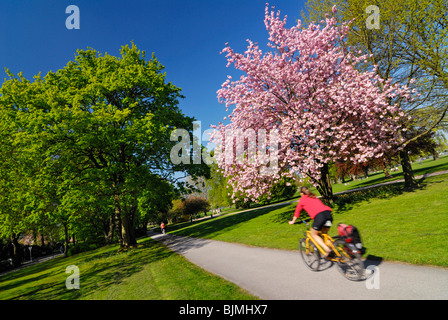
149,232,448,300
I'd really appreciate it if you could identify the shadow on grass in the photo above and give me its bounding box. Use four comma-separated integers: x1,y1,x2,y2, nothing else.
336,171,448,214
1,237,174,300
332,182,408,214
171,203,293,239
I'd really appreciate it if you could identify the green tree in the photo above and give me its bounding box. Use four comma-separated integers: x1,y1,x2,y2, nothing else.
206,162,233,209
0,43,208,248
183,195,211,221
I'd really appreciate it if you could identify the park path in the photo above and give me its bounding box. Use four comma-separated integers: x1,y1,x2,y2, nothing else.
149,232,448,300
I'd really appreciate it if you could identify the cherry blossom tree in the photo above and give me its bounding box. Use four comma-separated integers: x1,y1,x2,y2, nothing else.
212,5,411,202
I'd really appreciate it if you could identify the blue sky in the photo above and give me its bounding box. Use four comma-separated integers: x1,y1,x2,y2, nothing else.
0,0,305,142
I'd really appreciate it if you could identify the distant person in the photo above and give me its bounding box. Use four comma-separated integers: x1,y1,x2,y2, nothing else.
289,187,333,257
160,222,166,234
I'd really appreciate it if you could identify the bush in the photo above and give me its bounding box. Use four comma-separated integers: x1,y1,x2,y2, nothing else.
67,242,101,256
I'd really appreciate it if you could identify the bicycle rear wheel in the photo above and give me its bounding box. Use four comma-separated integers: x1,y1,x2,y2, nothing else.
333,239,365,281
299,238,321,271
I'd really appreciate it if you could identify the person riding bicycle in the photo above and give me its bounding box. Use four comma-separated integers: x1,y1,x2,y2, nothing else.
288,187,333,257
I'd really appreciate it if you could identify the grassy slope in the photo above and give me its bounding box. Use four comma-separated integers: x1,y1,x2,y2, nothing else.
0,237,258,300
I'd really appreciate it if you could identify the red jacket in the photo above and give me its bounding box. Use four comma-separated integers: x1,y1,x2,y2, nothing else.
294,195,332,219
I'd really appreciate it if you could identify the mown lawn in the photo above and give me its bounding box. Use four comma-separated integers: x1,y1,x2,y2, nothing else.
170,173,448,267
0,237,258,300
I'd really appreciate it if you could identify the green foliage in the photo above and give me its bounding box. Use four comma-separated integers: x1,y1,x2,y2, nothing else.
206,162,233,209
183,195,211,218
0,43,208,252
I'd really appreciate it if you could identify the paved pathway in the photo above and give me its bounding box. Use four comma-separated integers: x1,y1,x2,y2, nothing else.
149,232,448,300
0,253,64,277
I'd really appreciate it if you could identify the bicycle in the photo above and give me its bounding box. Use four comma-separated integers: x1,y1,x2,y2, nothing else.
297,218,366,281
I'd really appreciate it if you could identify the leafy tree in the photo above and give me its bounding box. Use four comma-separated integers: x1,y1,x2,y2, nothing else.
0,43,208,249
168,198,187,223
206,162,233,209
183,195,211,221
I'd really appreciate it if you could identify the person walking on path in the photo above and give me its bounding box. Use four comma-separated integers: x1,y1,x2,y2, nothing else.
289,187,333,257
160,222,166,234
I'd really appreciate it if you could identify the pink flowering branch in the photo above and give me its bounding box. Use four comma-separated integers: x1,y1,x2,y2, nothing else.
212,4,411,201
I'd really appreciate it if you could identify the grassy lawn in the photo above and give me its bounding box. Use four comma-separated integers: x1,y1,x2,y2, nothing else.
0,237,258,300
170,173,448,267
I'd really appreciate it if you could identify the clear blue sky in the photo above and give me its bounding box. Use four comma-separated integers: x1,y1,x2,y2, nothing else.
0,0,305,143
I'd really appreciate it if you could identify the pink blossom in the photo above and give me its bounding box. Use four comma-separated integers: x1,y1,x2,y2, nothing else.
212,4,411,201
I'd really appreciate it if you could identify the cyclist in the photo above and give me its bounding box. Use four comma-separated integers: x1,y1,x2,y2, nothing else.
288,187,333,257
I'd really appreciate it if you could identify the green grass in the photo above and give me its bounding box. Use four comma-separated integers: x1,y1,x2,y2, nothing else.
0,237,258,300
170,173,448,267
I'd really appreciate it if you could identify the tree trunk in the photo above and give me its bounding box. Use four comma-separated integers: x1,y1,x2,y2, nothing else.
63,222,69,258
116,202,137,248
315,163,334,203
114,195,124,247
383,167,393,179
400,147,417,190
382,159,393,179
103,213,115,244
363,166,369,178
121,214,137,248
432,151,438,161
10,233,23,267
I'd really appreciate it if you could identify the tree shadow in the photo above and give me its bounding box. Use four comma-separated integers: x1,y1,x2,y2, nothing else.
268,203,303,224
150,233,214,254
1,237,174,300
171,203,293,239
332,182,409,214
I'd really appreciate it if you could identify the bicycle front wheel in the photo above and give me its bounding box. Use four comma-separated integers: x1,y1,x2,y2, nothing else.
333,239,365,281
299,238,321,271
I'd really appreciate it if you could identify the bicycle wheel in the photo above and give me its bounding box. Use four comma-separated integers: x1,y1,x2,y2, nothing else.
333,239,365,281
299,238,321,271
